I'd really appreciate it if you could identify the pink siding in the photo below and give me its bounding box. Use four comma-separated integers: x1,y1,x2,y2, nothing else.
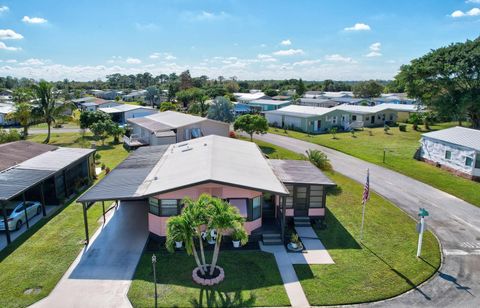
153,182,262,200
308,208,325,216
285,209,294,216
149,213,169,236
244,218,262,234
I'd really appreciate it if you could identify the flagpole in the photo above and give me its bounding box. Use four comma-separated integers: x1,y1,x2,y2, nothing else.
360,168,369,241
360,199,366,241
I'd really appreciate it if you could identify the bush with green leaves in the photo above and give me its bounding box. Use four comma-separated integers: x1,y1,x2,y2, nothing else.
384,124,390,134
0,128,21,144
399,124,407,132
329,127,338,139
306,149,332,171
233,114,268,141
207,96,234,123
159,101,178,112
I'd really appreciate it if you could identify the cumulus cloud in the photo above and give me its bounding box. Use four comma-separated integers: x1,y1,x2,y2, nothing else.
257,54,277,62
273,49,304,56
149,52,176,60
293,59,321,66
0,29,24,40
19,58,47,66
280,39,292,46
0,5,8,13
22,16,48,24
466,0,480,3
126,57,142,64
325,54,357,63
451,8,480,17
344,23,371,31
365,42,382,57
0,42,20,51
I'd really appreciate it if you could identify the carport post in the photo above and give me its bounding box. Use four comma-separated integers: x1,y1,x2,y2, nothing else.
102,201,105,223
40,182,47,217
281,196,286,244
1,201,11,245
82,202,89,245
22,193,30,229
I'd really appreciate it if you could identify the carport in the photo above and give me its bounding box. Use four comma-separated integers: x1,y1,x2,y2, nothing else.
0,142,95,247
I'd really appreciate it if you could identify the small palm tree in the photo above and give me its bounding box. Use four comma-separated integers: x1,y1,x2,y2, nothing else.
7,102,33,137
32,80,68,143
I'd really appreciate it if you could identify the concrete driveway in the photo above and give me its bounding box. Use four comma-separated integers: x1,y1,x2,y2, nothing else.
254,133,480,307
33,201,149,308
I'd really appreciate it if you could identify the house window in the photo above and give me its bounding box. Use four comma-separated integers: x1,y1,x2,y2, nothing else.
389,114,394,121
252,197,261,220
160,199,179,216
309,185,324,208
352,115,357,121
465,157,473,167
365,116,370,121
228,199,247,217
445,151,452,160
285,184,294,208
149,197,160,216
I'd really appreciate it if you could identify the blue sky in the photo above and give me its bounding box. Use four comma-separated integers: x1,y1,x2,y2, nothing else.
0,0,479,81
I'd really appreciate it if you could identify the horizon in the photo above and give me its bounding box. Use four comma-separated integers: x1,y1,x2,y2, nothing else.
0,0,479,81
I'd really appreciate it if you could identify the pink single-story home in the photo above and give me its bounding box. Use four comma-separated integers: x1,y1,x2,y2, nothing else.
78,135,335,245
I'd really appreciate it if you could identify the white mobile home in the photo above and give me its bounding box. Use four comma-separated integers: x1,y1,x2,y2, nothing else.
99,104,157,125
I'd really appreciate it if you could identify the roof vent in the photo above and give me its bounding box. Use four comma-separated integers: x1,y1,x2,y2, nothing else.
182,147,193,152
154,176,158,180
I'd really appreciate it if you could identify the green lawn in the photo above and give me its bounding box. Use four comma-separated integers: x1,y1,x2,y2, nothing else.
251,139,441,305
128,250,290,308
0,134,129,308
269,123,480,207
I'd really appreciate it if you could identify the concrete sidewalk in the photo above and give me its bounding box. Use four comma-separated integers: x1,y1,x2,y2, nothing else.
260,243,310,307
32,201,149,308
288,226,334,265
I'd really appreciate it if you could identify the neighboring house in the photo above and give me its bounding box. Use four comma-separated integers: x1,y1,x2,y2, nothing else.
0,102,16,126
125,110,229,148
331,97,372,106
234,99,291,114
78,135,335,244
71,97,97,108
122,90,147,102
304,91,353,99
93,90,123,100
0,140,95,240
99,104,157,125
272,95,292,101
419,126,480,180
0,89,13,102
298,98,339,108
80,99,119,112
265,103,421,133
233,92,271,103
374,93,416,105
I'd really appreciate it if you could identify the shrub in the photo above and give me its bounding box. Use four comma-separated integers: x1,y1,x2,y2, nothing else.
384,124,390,134
229,131,236,138
399,124,407,132
306,149,332,171
101,163,106,170
329,127,338,139
95,153,102,160
0,128,21,144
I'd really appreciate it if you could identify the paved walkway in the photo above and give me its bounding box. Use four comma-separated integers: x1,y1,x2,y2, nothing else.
288,226,334,265
254,132,480,307
32,201,149,308
260,243,310,307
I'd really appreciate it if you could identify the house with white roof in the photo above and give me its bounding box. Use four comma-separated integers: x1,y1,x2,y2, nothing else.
234,99,291,114
124,111,229,148
99,104,157,125
233,92,271,103
0,102,16,126
419,126,480,180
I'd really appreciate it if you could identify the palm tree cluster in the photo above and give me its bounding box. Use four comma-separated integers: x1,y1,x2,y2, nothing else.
166,194,248,278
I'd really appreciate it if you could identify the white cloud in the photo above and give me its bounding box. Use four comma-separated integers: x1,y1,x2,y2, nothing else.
22,16,48,24
149,52,176,60
0,29,24,40
466,0,480,3
273,49,304,56
185,11,230,22
0,5,8,13
365,42,382,57
293,59,322,66
20,58,46,66
325,54,357,63
344,23,371,31
0,42,20,51
126,57,142,64
451,8,480,17
369,42,381,51
280,39,292,46
365,51,382,57
257,54,277,62
134,22,159,31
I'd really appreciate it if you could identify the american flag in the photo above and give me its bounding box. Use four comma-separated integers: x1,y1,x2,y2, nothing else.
362,169,370,204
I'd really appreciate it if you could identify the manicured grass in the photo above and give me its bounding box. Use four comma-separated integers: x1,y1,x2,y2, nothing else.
128,250,290,308
249,139,440,305
239,136,306,160
0,134,129,308
269,123,480,207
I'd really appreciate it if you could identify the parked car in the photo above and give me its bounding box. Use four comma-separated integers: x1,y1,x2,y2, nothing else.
0,201,42,231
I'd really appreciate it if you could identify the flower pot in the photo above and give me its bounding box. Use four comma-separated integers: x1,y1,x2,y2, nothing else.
290,242,298,249
175,241,183,248
232,240,240,248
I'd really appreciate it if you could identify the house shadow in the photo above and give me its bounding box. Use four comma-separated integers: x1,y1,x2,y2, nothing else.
313,208,361,250
191,289,256,308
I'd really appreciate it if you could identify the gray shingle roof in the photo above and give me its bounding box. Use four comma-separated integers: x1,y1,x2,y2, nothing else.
268,159,336,186
422,126,480,151
0,141,57,171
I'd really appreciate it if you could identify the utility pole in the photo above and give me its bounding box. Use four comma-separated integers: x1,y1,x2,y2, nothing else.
417,208,429,257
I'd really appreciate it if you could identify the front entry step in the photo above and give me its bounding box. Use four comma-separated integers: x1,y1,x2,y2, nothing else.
262,232,283,245
294,216,311,227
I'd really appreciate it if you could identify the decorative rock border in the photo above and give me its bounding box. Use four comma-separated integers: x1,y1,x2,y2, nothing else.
192,266,225,286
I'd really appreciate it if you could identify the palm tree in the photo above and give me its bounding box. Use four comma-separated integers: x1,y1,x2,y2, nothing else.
207,198,247,275
166,214,206,276
32,80,66,143
8,102,33,137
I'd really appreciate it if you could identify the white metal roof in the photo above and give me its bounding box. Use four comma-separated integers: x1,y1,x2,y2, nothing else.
18,147,95,171
422,127,480,151
248,99,291,106
129,111,206,129
99,104,153,113
233,92,269,101
266,105,334,118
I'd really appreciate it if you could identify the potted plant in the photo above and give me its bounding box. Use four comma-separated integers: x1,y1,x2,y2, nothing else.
290,233,300,249
175,240,183,248
231,228,247,248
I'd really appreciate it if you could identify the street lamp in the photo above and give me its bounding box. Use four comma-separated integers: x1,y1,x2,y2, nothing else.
152,254,157,308
416,208,429,257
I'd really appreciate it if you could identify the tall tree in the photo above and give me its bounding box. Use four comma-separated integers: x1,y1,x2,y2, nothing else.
207,96,234,122
8,103,33,137
353,80,384,98
179,70,193,90
145,86,159,107
32,81,66,143
233,114,269,141
296,79,306,96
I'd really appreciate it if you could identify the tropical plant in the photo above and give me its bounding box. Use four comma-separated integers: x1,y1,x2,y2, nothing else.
233,114,269,141
306,149,332,171
7,102,33,137
145,86,159,107
290,233,300,245
329,127,338,139
409,113,423,131
231,228,248,243
159,101,178,112
0,128,21,144
109,124,125,144
31,80,69,143
207,96,234,123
